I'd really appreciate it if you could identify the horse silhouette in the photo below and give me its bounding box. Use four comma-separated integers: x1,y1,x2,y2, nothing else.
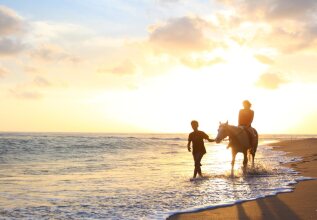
215,121,258,174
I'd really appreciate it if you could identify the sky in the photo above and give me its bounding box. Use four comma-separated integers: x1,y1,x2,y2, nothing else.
0,0,317,134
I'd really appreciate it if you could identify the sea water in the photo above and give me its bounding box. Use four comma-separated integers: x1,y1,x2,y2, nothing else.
0,133,314,219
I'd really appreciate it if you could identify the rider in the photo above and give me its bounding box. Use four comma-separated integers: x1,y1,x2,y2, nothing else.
238,100,256,152
239,100,254,127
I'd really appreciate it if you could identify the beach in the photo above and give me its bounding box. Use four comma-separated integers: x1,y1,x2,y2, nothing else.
167,138,317,220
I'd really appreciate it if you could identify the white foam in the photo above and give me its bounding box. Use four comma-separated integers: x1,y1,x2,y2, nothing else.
164,175,314,220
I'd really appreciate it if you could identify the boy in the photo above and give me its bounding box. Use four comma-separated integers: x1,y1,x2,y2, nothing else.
187,120,214,179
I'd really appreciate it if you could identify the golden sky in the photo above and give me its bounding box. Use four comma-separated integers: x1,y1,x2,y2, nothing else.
0,0,317,134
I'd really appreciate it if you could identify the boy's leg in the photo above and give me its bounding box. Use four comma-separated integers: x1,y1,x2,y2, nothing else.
197,154,203,177
193,167,198,178
193,154,198,178
194,153,204,177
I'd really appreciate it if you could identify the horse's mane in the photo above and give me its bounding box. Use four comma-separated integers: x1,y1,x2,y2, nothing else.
227,124,247,146
227,125,243,135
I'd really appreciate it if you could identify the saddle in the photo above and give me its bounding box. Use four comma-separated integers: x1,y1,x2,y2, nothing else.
241,126,258,153
226,126,258,153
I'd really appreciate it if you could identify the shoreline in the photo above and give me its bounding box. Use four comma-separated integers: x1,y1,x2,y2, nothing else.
167,138,317,220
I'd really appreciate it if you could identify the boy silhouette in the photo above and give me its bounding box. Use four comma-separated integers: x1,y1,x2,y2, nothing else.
187,120,214,179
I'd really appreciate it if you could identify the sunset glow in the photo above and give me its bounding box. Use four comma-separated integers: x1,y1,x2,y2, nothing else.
1,1,317,134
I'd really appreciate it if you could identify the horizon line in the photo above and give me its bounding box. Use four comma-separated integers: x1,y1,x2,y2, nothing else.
0,131,317,136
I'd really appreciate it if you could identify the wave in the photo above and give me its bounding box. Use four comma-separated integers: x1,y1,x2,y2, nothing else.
149,137,184,141
165,176,316,220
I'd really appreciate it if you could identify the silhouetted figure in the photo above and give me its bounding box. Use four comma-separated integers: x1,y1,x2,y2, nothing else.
227,100,255,149
238,100,258,155
239,100,254,127
187,120,214,179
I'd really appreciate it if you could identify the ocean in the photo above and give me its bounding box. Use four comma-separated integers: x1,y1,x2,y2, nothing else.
0,133,314,219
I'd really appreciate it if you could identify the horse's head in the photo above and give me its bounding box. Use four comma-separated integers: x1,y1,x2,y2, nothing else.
215,121,229,143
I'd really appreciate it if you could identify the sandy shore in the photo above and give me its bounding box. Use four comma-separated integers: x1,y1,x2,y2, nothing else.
167,138,317,220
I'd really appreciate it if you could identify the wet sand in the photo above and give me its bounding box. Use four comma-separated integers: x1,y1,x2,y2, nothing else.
167,138,317,220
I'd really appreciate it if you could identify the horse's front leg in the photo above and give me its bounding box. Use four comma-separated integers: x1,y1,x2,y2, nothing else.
231,150,237,176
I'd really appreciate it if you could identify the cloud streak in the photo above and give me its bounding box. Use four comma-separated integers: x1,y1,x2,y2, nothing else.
33,76,52,87
256,72,288,89
254,54,274,65
180,56,225,69
8,76,54,100
9,89,43,100
98,60,136,75
30,44,80,63
0,67,8,78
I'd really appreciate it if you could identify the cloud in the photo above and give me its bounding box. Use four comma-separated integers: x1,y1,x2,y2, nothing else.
23,66,39,74
8,76,53,100
255,0,316,21
0,6,27,56
30,44,80,63
254,54,274,65
219,0,317,52
157,0,180,4
250,24,317,53
220,0,317,21
256,72,288,89
0,67,8,78
180,56,225,69
0,37,25,55
98,60,136,75
148,16,214,55
30,21,93,45
33,76,52,87
0,7,83,61
9,89,42,100
0,5,24,36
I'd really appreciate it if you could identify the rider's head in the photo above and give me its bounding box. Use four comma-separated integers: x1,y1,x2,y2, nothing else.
243,100,252,109
191,120,199,130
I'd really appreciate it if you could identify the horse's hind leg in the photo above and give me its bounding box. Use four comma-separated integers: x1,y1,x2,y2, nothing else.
243,151,248,167
242,151,248,174
248,149,252,162
252,153,255,167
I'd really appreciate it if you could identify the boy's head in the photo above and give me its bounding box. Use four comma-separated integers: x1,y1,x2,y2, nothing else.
191,120,199,130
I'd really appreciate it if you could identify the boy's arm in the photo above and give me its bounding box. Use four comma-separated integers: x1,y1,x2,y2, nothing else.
187,140,191,152
204,132,215,142
207,138,215,142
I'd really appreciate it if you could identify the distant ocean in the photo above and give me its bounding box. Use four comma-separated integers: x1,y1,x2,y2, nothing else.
0,133,315,219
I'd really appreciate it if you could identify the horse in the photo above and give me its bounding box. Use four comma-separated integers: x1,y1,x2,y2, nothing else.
215,121,258,174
